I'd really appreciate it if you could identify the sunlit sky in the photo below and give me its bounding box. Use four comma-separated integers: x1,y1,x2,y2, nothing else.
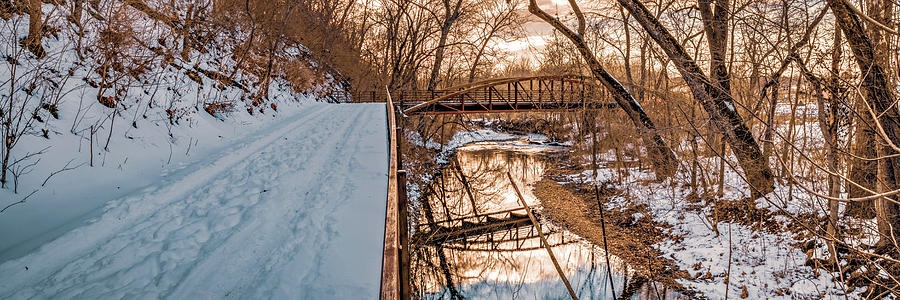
497,0,607,65
363,0,610,68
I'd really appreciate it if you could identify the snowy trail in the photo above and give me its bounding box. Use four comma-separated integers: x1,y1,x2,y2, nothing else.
0,103,388,299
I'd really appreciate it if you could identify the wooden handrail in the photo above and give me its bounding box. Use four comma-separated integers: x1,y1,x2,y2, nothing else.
380,87,401,300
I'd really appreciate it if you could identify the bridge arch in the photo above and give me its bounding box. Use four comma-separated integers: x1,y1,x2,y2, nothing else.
387,75,618,115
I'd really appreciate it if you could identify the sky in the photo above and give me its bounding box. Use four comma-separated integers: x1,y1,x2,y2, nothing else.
497,0,603,67
508,0,572,53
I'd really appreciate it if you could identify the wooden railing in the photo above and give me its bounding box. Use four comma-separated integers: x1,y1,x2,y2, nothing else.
380,88,409,300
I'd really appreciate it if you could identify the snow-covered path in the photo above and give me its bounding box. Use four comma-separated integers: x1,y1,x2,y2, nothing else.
0,104,388,299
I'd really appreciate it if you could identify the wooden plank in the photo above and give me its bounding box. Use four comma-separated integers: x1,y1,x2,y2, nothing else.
380,87,401,300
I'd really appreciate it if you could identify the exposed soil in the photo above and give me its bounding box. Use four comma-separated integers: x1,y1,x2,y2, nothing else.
533,170,693,295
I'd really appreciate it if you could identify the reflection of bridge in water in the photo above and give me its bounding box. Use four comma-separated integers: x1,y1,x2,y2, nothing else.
352,75,619,115
414,206,578,252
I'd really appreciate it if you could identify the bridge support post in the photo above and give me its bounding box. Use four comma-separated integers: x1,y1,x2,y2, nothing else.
513,81,518,109
488,87,493,110
562,80,567,109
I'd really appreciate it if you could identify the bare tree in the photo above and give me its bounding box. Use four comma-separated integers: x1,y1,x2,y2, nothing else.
828,0,900,249
465,0,523,83
528,0,678,179
426,0,465,90
613,0,775,196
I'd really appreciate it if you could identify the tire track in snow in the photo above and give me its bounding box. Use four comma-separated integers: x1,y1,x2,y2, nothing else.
282,105,385,299
0,104,387,299
165,105,371,299
16,105,337,298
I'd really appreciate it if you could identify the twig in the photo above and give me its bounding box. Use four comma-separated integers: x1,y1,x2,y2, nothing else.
724,222,732,299
42,159,86,186
1,189,38,213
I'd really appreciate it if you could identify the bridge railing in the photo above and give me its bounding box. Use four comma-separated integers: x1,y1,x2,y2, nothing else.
346,88,608,104
380,88,410,300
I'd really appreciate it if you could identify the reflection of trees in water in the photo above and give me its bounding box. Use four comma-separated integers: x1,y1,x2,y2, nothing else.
430,147,546,221
414,232,639,299
411,142,682,299
413,144,597,299
412,145,550,299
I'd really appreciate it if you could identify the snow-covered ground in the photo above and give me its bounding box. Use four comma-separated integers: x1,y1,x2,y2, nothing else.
0,103,389,299
565,154,846,299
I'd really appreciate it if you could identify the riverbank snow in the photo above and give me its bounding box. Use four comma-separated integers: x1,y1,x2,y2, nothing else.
566,155,848,299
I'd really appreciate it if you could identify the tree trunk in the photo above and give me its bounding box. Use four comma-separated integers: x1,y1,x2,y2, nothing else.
529,0,678,179
828,0,900,246
846,43,878,220
616,0,774,196
847,0,894,219
700,0,732,197
847,130,878,215
427,0,462,90
427,27,451,90
622,8,634,92
698,0,730,93
24,0,44,58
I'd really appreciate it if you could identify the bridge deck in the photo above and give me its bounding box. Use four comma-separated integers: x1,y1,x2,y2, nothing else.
398,101,617,114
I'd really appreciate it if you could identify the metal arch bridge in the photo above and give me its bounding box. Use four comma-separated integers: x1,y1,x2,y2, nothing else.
352,75,618,115
377,77,612,299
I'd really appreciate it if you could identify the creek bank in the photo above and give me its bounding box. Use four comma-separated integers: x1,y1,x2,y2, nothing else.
533,152,695,298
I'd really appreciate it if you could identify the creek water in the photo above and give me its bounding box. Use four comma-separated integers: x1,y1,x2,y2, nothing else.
412,139,673,299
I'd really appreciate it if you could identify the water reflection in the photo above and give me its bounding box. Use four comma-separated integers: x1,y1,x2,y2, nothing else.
413,140,672,299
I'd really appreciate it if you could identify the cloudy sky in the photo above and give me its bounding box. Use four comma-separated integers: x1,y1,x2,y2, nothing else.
498,0,603,63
